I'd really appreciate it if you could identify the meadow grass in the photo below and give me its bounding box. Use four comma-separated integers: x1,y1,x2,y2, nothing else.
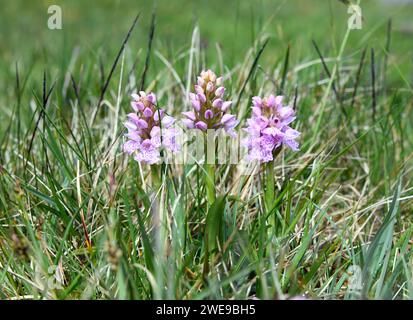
0,0,413,299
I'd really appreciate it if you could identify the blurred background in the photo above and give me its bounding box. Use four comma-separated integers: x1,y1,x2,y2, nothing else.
0,0,412,86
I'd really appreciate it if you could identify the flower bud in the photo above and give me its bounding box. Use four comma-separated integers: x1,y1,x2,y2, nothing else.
137,119,148,129
252,107,261,117
153,109,165,121
195,121,208,131
252,96,262,108
195,85,204,95
215,86,225,97
221,101,232,112
182,119,195,128
206,82,214,92
146,93,157,104
125,121,137,131
182,111,196,121
131,93,140,101
212,98,223,108
197,76,205,86
197,93,206,104
267,94,276,108
204,109,214,119
143,108,153,118
275,95,283,106
127,113,140,122
191,99,201,111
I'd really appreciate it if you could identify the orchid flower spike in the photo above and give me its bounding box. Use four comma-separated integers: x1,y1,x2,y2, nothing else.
182,69,238,137
243,94,300,162
123,91,180,164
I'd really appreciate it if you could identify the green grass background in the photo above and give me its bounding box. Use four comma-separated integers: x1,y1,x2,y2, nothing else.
1,0,412,75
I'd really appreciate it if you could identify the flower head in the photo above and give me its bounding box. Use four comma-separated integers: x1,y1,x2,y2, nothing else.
123,91,179,164
243,94,300,162
182,70,238,137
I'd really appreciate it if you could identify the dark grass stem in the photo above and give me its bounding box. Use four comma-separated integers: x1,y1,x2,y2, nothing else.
279,44,290,95
350,47,367,109
91,13,141,125
140,11,156,91
235,38,269,111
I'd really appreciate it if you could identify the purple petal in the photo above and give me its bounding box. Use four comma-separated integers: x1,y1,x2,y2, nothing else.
275,95,283,106
284,139,299,151
221,114,235,124
153,109,165,122
197,76,205,86
267,94,276,108
123,140,139,155
204,109,214,119
136,102,145,111
191,99,201,112
252,96,262,108
182,119,195,129
131,101,145,112
126,130,141,142
146,93,157,104
137,119,148,129
195,121,208,131
256,116,269,130
124,121,137,131
182,111,196,121
127,113,140,122
279,107,294,119
197,93,206,104
206,82,214,92
143,108,153,118
212,98,223,108
262,127,283,138
163,128,181,153
284,127,301,139
221,101,232,112
252,107,261,117
215,86,225,97
195,85,204,95
161,115,175,128
150,126,160,137
135,139,160,164
221,114,238,130
131,93,140,101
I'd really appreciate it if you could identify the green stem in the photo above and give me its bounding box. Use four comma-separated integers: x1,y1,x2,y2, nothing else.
151,164,162,193
264,147,281,229
264,160,275,213
204,163,216,205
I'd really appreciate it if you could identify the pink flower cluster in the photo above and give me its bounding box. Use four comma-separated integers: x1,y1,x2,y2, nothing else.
123,92,179,164
123,71,300,165
182,70,238,137
243,95,300,163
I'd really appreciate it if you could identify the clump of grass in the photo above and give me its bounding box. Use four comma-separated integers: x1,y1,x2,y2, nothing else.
0,3,413,300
